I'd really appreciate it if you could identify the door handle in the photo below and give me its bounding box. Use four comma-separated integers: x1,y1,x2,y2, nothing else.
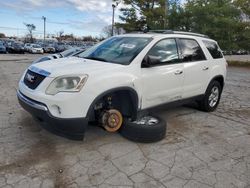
202,66,209,71
174,70,183,75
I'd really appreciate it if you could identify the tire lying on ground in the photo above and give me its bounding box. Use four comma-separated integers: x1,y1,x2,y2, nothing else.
119,115,167,143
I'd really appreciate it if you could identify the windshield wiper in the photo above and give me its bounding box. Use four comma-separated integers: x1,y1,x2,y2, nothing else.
84,56,108,62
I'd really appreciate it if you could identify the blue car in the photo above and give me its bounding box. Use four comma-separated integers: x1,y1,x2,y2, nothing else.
0,42,6,53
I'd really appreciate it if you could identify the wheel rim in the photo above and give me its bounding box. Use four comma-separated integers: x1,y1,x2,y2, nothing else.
133,116,159,126
208,86,219,107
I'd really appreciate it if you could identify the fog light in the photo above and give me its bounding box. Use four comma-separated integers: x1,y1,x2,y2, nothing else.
51,105,61,115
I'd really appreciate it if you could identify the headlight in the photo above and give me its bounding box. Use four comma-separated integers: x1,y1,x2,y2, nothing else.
46,75,88,95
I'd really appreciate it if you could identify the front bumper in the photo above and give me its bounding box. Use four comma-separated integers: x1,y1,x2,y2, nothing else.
17,90,88,140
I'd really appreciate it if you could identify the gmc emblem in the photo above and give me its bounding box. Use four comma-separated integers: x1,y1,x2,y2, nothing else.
25,73,36,83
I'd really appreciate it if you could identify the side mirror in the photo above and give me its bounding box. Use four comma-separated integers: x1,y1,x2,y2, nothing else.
141,55,161,68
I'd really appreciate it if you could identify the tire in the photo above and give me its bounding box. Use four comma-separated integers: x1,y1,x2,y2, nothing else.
198,81,222,112
120,115,167,143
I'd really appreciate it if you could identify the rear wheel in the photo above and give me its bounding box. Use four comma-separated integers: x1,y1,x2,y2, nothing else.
198,81,222,112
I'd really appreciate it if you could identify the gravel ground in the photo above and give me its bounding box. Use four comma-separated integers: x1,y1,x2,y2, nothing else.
0,54,250,188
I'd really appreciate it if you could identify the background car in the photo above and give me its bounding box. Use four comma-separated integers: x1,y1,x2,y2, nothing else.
24,43,32,52
30,44,44,54
59,47,85,57
32,55,59,64
0,42,7,54
43,44,56,53
222,50,232,55
7,42,25,54
54,44,66,52
32,47,86,64
236,49,248,55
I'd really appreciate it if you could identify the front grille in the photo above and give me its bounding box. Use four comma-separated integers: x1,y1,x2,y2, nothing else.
24,69,46,89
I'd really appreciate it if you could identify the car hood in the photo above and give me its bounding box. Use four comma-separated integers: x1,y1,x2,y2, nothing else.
29,57,125,78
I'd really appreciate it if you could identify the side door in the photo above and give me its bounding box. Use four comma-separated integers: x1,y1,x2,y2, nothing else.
141,38,184,109
177,38,210,98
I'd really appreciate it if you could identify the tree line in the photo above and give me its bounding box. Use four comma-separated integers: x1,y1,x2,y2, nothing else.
114,0,250,51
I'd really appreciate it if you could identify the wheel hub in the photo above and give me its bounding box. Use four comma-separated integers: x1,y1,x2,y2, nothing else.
102,109,123,132
208,86,219,107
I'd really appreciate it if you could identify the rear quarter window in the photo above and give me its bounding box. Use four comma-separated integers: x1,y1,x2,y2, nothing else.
203,40,223,59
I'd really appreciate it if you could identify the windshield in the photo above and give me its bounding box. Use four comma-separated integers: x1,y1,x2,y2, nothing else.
78,37,152,65
33,45,41,48
14,43,23,47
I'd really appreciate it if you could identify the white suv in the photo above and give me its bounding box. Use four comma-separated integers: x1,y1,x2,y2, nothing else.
17,31,227,139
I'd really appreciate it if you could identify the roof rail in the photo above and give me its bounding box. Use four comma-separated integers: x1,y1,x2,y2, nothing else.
173,31,209,38
128,31,145,34
143,30,209,38
148,30,174,34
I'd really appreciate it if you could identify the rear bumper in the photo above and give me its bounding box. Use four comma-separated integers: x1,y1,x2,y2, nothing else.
17,90,88,140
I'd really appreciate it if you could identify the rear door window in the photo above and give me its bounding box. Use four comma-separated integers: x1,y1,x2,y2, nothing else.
203,40,223,59
178,39,206,62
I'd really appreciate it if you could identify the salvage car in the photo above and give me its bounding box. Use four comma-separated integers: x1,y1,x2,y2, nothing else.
17,31,227,140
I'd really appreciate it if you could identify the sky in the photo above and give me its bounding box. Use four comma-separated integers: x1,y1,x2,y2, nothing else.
0,0,123,38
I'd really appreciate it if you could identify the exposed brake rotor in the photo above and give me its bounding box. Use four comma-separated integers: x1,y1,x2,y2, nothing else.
102,109,123,132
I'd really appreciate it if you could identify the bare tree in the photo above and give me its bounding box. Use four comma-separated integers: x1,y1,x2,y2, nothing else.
24,23,36,43
0,33,6,38
56,30,64,41
102,25,125,38
102,25,113,38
